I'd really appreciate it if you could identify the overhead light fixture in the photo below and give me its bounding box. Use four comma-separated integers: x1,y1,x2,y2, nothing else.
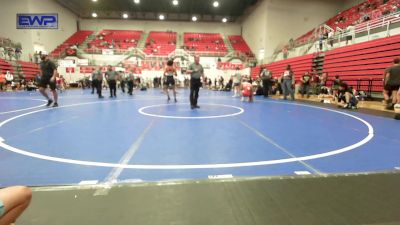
159,14,165,20
92,0,98,2
222,17,227,23
92,12,98,18
133,0,140,4
192,16,197,22
213,1,219,7
172,0,179,6
122,13,129,19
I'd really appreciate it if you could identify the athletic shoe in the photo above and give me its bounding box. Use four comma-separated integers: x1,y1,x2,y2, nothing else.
386,104,394,110
194,105,200,109
53,102,58,107
99,96,104,99
46,99,53,107
191,105,195,110
110,96,113,98
174,99,177,103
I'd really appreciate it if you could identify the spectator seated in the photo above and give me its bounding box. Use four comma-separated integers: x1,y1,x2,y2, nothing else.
228,35,254,57
184,33,227,54
143,31,177,56
89,30,143,51
50,30,93,57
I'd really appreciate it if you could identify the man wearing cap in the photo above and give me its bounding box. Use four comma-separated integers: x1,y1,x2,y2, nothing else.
187,56,204,109
38,52,58,107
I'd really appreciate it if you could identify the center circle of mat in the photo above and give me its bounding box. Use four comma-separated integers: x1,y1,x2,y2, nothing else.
138,103,245,119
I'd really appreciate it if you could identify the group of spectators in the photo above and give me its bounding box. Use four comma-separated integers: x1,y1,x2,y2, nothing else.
0,45,22,61
257,66,363,109
0,70,39,92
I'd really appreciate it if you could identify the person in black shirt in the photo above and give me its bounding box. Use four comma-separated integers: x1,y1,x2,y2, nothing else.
92,67,104,98
336,82,358,109
383,58,400,110
38,52,58,107
259,67,272,98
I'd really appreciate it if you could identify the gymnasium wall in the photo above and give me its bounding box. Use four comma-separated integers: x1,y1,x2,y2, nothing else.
0,0,78,61
80,19,241,36
242,0,344,62
342,0,366,11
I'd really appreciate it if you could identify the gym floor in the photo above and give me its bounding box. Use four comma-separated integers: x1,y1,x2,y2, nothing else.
0,88,399,186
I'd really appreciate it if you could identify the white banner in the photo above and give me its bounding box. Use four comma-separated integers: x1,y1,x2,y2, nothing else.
102,49,114,56
77,59,89,66
58,59,75,67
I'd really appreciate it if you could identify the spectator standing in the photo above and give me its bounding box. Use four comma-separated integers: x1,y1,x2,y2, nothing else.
328,30,334,48
280,65,295,100
14,47,22,61
7,48,14,61
0,46,5,59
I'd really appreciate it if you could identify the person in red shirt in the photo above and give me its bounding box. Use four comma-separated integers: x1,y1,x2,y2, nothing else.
0,70,5,91
241,78,254,103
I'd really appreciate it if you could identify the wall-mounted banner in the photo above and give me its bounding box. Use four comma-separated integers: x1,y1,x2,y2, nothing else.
17,14,58,29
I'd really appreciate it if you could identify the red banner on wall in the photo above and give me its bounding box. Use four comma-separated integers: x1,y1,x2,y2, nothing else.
66,67,75,73
80,67,94,73
217,62,245,70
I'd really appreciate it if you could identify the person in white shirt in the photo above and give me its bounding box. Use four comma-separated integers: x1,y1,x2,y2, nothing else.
5,71,13,90
328,30,334,48
231,67,242,97
0,46,5,59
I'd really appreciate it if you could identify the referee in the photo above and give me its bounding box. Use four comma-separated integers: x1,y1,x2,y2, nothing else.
38,51,58,107
106,65,118,98
187,56,204,109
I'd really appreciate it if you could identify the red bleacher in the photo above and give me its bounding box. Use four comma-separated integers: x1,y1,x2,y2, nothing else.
50,30,93,57
295,0,399,45
17,61,40,80
184,33,227,53
143,31,176,56
89,30,143,50
254,54,314,80
0,59,13,74
228,35,253,56
323,34,400,92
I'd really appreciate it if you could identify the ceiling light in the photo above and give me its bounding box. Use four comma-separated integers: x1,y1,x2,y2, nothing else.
192,16,197,22
172,0,179,6
92,0,97,2
213,1,219,7
159,14,165,20
133,0,140,4
222,17,227,23
92,12,98,18
122,13,129,19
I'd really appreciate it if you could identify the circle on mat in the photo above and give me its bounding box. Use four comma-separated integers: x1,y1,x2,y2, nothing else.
138,103,245,119
0,98,47,115
0,100,374,169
